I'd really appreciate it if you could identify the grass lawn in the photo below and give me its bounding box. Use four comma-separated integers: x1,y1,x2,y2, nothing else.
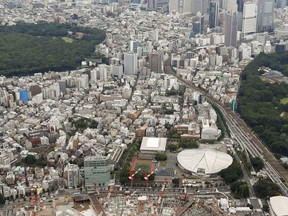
159,161,167,167
280,98,288,105
62,37,73,43
134,162,151,172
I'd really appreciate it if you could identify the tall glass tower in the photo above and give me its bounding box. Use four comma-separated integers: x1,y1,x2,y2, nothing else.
257,0,274,32
209,2,219,29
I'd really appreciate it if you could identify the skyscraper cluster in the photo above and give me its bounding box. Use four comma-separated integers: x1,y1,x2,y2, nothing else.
169,0,280,47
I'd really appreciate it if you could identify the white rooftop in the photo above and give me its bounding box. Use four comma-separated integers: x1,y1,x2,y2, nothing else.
140,137,167,152
147,137,160,148
270,196,288,216
177,149,233,175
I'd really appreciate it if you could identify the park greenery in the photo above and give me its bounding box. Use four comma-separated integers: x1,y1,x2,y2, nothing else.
238,51,288,156
23,155,48,167
219,159,243,184
0,193,5,205
250,157,265,172
212,104,230,139
0,22,105,76
219,158,248,198
253,179,281,199
238,151,264,173
155,153,167,161
230,181,249,199
166,140,198,152
72,118,99,131
119,139,141,185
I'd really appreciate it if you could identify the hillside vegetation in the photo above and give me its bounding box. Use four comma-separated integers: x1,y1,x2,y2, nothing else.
0,22,105,76
238,52,288,156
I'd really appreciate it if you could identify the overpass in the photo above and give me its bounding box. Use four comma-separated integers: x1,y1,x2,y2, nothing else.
163,58,288,196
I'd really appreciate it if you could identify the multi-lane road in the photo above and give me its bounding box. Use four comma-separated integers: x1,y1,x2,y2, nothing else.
163,58,288,196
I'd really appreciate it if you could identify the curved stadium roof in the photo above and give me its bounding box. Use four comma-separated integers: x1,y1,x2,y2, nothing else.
177,149,233,175
270,196,288,216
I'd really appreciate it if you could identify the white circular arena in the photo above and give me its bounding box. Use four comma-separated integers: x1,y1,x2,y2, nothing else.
270,196,288,216
177,149,233,175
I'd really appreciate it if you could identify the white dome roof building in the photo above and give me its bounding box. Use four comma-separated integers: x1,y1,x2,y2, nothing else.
270,196,288,216
177,149,233,176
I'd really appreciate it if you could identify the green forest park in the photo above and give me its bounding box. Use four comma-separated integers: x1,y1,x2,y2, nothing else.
238,51,288,160
0,22,106,76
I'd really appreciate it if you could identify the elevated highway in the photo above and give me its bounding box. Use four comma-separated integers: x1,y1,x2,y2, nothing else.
163,58,288,196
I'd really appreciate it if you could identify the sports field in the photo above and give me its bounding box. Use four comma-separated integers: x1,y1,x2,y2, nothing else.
131,157,155,173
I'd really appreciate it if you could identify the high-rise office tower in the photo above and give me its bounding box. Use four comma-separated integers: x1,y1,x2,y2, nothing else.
191,21,201,37
256,0,274,32
224,11,238,47
84,155,111,189
169,0,208,14
209,2,219,29
64,163,79,188
169,0,178,13
183,0,192,13
58,80,67,95
190,15,205,37
149,52,162,73
242,1,257,35
200,15,205,34
237,0,244,12
276,0,288,8
225,0,237,13
169,0,191,13
124,52,138,75
131,0,141,3
147,0,158,10
152,29,159,42
191,0,209,15
130,40,142,53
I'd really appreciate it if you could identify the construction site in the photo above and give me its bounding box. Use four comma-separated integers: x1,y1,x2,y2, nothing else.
53,179,252,216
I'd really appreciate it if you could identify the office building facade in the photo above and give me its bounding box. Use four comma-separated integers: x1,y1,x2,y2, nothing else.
237,0,244,12
147,0,158,10
64,163,80,188
256,0,274,32
149,52,162,73
209,2,219,29
224,11,238,47
84,155,110,189
124,52,138,75
276,0,288,8
224,0,237,13
242,2,257,35
130,40,142,53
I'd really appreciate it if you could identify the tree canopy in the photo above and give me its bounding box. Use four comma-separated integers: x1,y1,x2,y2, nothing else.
25,155,36,165
253,179,281,199
230,181,249,199
238,52,288,156
155,153,167,161
0,22,105,76
219,159,243,184
250,157,264,172
0,193,5,205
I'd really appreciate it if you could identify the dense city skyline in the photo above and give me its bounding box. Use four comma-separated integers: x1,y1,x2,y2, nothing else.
0,0,288,215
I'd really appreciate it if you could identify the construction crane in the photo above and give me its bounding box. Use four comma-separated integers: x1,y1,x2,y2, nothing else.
31,190,38,215
128,168,141,188
156,178,168,214
103,185,115,209
144,171,154,188
94,182,100,195
181,179,188,201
